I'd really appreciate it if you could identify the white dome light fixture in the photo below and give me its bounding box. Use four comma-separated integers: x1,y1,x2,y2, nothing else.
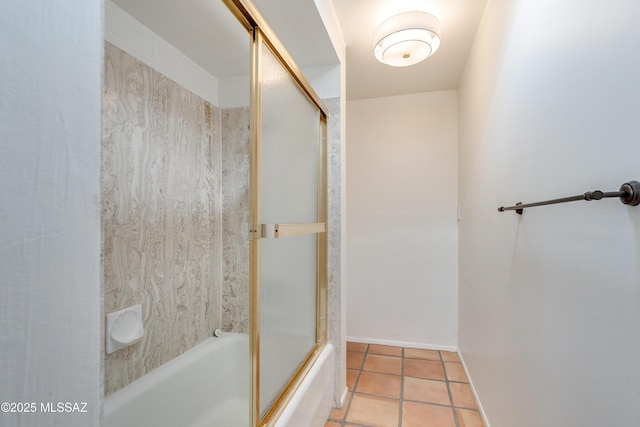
373,11,441,67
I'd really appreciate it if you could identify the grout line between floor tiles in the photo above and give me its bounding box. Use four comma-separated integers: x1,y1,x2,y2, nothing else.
340,343,370,426
350,390,401,400
442,351,461,427
397,346,405,427
401,397,460,409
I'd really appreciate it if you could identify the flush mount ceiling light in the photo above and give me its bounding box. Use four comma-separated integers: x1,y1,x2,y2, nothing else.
373,11,441,67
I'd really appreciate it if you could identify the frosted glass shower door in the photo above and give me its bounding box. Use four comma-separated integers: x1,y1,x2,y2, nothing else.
255,39,325,419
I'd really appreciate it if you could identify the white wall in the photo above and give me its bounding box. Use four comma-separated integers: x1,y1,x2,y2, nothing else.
458,0,640,426
313,0,348,409
347,91,459,349
0,1,102,426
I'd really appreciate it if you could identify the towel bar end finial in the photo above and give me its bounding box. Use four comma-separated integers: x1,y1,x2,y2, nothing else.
620,181,640,206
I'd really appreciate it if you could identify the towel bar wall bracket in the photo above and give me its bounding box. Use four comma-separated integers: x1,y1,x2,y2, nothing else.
498,180,640,214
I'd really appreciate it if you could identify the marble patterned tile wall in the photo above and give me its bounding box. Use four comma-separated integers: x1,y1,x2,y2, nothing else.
324,97,345,401
102,42,222,396
221,107,251,333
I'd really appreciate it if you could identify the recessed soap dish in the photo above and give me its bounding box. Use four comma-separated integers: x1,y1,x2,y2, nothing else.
106,304,144,354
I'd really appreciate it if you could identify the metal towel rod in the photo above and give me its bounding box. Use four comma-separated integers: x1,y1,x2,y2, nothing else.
498,180,640,214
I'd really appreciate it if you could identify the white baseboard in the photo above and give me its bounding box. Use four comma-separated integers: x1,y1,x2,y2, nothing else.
346,336,457,353
458,351,491,427
339,386,348,407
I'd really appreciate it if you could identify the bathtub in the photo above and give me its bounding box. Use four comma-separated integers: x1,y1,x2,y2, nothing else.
103,333,335,427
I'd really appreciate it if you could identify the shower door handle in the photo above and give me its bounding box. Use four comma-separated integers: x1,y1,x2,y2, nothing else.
260,223,326,238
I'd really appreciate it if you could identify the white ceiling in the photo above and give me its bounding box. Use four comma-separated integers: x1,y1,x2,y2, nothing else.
332,0,488,100
111,0,338,81
112,0,250,79
252,0,339,68
111,0,487,100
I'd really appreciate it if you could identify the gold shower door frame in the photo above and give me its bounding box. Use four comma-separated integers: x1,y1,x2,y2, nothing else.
222,1,329,426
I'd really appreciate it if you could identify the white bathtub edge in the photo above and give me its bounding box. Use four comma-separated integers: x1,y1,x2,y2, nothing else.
274,343,335,427
103,333,248,427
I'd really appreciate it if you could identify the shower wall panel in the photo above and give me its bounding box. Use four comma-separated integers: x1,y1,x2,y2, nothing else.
102,42,222,395
221,107,251,333
324,97,344,398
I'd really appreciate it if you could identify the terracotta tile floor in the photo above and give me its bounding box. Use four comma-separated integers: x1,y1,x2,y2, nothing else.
325,342,485,427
